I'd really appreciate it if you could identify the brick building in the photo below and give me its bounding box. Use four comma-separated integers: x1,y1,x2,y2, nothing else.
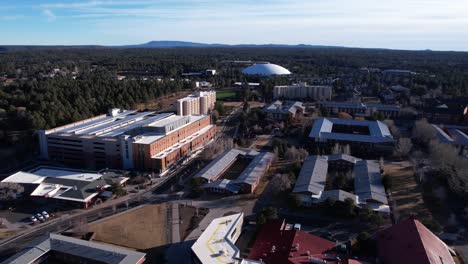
38,109,216,173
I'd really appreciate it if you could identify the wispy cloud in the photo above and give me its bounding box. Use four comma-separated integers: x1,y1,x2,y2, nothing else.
42,9,56,21
3,0,468,50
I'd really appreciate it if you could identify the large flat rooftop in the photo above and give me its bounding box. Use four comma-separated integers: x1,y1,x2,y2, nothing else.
2,167,103,184
194,149,247,181
2,233,145,264
191,213,261,264
48,109,173,138
309,117,395,143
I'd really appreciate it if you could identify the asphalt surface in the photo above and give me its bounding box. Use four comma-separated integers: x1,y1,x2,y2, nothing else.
0,107,243,261
0,153,204,261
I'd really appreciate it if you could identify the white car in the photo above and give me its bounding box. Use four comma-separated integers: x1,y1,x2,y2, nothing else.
30,216,37,223
36,213,45,222
41,211,50,219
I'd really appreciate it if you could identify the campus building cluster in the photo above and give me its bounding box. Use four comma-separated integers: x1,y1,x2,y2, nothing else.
263,100,305,120
195,149,274,194
319,101,400,118
176,91,216,116
273,82,332,100
1,167,128,208
292,154,389,212
38,109,216,173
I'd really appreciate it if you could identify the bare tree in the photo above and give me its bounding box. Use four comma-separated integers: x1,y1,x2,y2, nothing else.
383,119,400,138
267,173,292,195
285,146,299,161
412,119,437,145
0,183,24,201
394,137,413,158
332,143,341,154
400,107,418,117
342,144,351,155
429,140,468,195
201,138,234,160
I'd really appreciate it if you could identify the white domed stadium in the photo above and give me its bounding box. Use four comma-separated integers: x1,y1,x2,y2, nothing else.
242,63,291,76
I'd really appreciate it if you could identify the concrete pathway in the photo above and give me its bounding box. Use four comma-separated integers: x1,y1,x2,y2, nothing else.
170,203,180,243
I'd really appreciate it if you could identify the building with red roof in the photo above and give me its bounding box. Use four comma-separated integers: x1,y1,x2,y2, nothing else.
248,219,339,264
378,218,456,264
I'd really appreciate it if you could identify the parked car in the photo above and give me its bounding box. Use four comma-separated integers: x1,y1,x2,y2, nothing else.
41,211,50,219
36,213,45,222
30,216,37,223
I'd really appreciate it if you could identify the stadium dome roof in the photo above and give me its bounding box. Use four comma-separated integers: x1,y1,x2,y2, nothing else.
242,63,291,76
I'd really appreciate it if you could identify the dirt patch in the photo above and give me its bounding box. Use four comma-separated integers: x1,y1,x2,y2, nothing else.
385,161,432,222
0,229,15,239
88,204,169,250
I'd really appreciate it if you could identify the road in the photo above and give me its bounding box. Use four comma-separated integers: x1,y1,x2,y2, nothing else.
0,103,244,261
0,146,209,261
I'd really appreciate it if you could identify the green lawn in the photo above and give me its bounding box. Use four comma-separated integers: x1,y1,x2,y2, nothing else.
216,90,237,100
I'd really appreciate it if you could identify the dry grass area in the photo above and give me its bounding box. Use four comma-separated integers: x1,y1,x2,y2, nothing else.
88,204,169,250
385,161,432,222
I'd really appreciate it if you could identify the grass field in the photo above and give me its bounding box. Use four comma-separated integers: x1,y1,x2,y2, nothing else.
88,204,169,250
216,90,237,100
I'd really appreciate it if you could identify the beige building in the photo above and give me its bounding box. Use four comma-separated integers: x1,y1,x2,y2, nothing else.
176,91,216,116
273,82,332,100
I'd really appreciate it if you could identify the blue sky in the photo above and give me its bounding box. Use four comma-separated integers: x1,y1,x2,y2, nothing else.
1,0,468,51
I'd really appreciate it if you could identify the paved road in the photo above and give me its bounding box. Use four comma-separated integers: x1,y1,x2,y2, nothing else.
0,152,202,261
0,103,245,261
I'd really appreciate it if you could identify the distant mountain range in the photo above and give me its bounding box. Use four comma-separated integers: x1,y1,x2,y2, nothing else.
121,40,343,49
0,41,345,51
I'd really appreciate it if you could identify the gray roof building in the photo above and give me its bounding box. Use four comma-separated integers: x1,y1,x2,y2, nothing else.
293,156,328,195
1,167,128,205
264,100,305,118
354,160,388,204
232,152,275,186
309,118,395,144
316,189,359,204
432,124,468,147
293,155,388,209
194,149,247,182
1,233,146,264
198,149,274,194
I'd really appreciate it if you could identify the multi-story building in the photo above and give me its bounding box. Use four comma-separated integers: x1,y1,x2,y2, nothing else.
176,91,216,116
319,101,400,118
263,100,305,120
273,82,332,100
309,117,395,155
38,109,216,173
292,154,389,212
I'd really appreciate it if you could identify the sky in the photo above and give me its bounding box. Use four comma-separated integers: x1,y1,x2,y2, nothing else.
1,0,468,51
